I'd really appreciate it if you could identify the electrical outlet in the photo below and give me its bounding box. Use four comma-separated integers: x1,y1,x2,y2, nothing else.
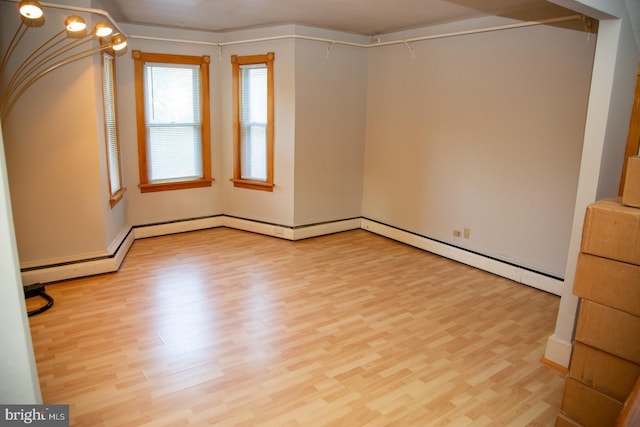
453,229,461,237
464,228,470,239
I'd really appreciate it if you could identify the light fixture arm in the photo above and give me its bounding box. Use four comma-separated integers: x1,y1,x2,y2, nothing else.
2,28,66,98
1,42,113,122
0,35,93,114
0,21,27,76
0,0,128,124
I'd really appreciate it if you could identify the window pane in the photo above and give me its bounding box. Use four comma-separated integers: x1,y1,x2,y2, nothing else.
240,64,267,181
103,54,121,195
241,65,267,123
231,52,273,191
145,64,200,124
148,125,202,182
144,63,203,183
241,124,267,180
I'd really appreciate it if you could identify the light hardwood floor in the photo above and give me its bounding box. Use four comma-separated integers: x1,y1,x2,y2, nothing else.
27,228,565,426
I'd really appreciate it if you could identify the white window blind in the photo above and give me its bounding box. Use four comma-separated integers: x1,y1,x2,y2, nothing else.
102,54,121,195
240,64,267,181
144,63,202,183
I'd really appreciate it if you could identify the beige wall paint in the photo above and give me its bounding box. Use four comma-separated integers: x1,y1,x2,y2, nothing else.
0,124,41,403
220,38,297,226
545,0,640,366
293,40,367,226
1,5,111,265
1,4,597,278
1,4,131,267
91,52,130,255
362,21,596,278
115,25,298,228
0,0,638,399
115,28,224,227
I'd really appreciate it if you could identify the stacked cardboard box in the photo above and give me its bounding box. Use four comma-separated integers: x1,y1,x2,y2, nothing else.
623,157,640,208
557,157,640,427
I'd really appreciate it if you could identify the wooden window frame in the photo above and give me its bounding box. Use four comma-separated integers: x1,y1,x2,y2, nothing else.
133,50,212,193
101,51,126,207
231,52,275,192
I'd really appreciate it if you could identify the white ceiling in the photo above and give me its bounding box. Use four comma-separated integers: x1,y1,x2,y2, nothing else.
95,0,575,36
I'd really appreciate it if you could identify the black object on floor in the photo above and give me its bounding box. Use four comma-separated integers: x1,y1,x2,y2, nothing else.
24,283,54,316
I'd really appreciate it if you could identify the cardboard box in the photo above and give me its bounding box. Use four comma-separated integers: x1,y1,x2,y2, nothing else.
581,197,640,266
617,376,640,426
575,300,640,364
623,156,640,208
569,342,640,402
561,377,623,427
555,413,584,427
573,253,640,317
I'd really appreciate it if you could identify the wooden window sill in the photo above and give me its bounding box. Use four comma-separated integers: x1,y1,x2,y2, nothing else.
140,179,213,193
230,179,274,192
109,188,127,208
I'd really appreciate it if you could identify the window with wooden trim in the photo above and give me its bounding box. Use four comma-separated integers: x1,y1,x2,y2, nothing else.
231,52,274,191
102,51,125,207
133,50,212,193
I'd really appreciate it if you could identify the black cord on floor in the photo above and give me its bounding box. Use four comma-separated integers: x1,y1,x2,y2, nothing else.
24,283,54,316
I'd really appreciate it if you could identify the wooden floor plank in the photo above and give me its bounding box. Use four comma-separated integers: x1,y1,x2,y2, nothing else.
27,228,564,426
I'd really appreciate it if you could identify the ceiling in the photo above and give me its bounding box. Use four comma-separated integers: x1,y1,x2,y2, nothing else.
95,0,576,36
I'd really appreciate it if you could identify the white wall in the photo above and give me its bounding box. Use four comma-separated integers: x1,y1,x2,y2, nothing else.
3,5,597,277
293,39,367,226
1,4,123,267
545,0,640,367
1,1,637,389
116,25,224,227
0,124,41,403
220,35,297,226
117,25,300,228
91,52,130,254
362,19,595,278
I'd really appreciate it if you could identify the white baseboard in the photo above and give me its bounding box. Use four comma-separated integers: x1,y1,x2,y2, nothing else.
112,228,136,271
22,216,564,299
21,227,135,286
19,250,108,271
223,216,294,239
544,334,573,368
520,270,563,296
21,257,116,286
134,216,224,239
220,216,361,240
360,218,563,296
293,218,362,239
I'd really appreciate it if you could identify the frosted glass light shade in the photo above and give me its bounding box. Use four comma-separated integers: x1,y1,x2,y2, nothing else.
18,0,44,20
65,15,86,32
94,22,113,37
111,33,127,51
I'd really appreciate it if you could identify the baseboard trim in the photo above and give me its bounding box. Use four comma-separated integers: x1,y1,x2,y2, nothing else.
22,216,564,298
220,216,362,240
292,218,362,240
134,215,225,239
360,218,563,296
222,216,293,239
20,226,135,286
544,334,574,368
540,357,569,374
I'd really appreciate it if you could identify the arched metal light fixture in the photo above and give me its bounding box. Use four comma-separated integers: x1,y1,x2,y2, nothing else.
0,0,130,314
0,0,128,122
